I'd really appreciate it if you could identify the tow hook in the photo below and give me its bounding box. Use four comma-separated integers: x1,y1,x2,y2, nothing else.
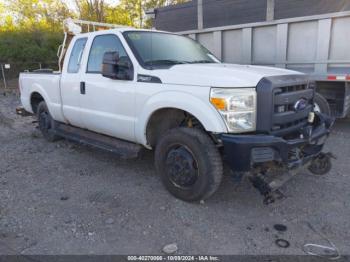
308,152,335,176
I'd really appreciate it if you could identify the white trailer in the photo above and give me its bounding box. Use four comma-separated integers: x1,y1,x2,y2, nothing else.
179,11,350,117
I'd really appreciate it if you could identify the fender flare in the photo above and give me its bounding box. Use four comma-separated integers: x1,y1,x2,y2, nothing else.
135,91,228,147
28,85,51,114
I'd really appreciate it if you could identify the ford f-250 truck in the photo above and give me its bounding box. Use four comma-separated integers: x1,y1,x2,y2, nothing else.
19,19,334,202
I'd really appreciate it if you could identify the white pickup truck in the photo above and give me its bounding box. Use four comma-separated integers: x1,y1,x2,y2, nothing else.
19,21,334,202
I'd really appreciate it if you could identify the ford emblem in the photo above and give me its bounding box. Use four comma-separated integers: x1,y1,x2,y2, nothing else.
294,98,308,111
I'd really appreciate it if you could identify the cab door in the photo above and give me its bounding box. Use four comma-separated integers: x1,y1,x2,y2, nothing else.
60,37,88,128
80,33,136,142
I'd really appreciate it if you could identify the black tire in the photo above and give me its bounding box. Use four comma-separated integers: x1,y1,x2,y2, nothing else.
308,153,332,175
155,127,223,202
314,92,331,116
37,101,60,142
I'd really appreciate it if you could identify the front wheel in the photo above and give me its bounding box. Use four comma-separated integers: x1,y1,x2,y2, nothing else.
155,127,223,202
314,93,331,116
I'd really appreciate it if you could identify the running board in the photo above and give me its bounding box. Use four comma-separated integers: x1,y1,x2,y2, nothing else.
53,122,142,159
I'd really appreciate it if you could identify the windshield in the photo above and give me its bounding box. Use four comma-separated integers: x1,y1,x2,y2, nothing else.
123,31,219,69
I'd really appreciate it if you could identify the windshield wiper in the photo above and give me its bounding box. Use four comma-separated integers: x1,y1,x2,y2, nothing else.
186,60,215,64
144,59,189,66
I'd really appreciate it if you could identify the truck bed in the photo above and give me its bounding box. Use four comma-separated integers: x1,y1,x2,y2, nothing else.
19,72,64,122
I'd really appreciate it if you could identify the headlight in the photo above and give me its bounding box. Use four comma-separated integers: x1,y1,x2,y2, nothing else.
210,88,256,133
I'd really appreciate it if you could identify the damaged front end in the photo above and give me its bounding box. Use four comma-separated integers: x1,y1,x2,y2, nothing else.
220,75,335,203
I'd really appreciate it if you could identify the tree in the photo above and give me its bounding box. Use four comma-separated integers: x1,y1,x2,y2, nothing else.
0,0,190,67
105,5,133,26
74,0,105,22
120,0,189,28
5,0,71,31
0,1,15,31
0,0,69,65
0,1,4,18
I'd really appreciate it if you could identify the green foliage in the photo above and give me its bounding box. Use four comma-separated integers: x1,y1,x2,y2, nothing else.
74,0,105,22
74,0,133,26
0,0,68,64
0,30,62,63
120,0,189,28
5,0,72,31
105,5,133,26
0,0,190,63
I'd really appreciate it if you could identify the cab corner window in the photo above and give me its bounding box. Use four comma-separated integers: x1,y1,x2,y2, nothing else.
87,34,130,74
67,38,87,73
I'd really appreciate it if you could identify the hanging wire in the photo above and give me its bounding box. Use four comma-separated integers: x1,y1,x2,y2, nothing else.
302,222,341,260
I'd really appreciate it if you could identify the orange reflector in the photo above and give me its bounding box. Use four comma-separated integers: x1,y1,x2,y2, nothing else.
210,98,226,110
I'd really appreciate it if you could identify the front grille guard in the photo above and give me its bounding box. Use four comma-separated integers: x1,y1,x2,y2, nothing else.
256,74,314,137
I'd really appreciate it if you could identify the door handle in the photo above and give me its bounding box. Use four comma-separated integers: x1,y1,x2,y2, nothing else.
80,81,86,95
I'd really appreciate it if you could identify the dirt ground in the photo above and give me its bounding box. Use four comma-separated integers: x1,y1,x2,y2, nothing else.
0,91,350,256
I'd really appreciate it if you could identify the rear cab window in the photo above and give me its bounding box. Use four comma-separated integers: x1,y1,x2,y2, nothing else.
67,38,88,73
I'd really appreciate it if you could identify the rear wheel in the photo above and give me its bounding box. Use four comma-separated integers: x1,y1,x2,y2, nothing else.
155,127,223,202
314,92,331,116
37,101,60,142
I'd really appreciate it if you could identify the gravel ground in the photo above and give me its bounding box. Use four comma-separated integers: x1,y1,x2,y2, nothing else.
0,92,350,256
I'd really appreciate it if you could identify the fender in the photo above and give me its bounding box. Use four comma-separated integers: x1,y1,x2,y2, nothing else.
135,91,228,147
27,83,63,121
28,85,51,113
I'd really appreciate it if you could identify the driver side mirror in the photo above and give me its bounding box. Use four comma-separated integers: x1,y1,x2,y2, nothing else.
102,51,133,80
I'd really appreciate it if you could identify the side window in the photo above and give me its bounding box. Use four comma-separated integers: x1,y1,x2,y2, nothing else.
67,38,87,73
87,34,129,73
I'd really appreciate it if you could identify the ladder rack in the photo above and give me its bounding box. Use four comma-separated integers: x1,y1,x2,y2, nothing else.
64,18,130,34
57,18,133,72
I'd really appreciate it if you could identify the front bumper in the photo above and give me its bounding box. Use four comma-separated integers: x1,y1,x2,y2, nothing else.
221,112,334,172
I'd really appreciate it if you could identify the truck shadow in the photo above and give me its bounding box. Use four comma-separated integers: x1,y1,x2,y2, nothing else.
58,137,317,208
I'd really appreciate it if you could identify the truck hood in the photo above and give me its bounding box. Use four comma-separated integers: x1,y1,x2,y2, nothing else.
149,63,303,87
